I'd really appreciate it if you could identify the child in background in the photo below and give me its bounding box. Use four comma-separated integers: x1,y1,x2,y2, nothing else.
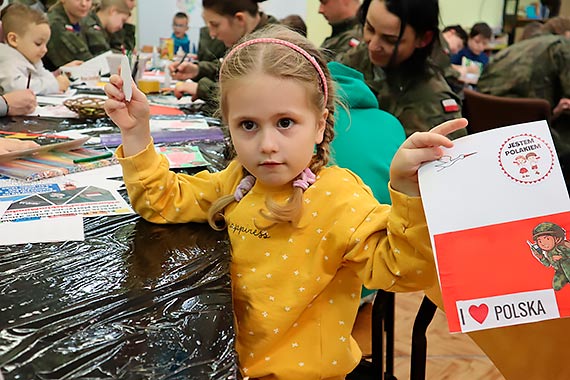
0,3,69,94
104,24,467,379
82,0,131,56
171,12,190,54
451,21,493,76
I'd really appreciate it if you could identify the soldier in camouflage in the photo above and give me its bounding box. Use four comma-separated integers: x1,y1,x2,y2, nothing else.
44,0,93,71
477,16,570,184
529,222,570,291
81,0,131,56
318,0,362,61
197,26,226,62
108,0,135,52
338,0,465,138
170,0,279,116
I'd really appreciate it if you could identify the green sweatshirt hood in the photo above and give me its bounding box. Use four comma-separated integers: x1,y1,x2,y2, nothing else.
328,61,378,110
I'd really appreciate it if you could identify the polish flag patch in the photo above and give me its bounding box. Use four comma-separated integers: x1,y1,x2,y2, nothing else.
348,38,360,48
93,25,101,31
65,24,74,31
441,98,459,113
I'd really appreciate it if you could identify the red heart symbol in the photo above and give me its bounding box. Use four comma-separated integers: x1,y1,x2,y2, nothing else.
468,304,489,324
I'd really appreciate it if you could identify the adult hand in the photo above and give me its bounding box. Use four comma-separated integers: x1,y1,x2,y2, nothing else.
169,61,199,80
3,89,36,116
173,81,198,100
553,98,570,119
0,138,39,154
390,118,469,197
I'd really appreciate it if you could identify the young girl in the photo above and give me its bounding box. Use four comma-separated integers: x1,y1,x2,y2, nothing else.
169,0,278,113
0,4,69,94
104,24,467,380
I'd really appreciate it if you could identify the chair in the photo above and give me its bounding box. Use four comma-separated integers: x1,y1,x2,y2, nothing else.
462,88,552,134
409,295,438,380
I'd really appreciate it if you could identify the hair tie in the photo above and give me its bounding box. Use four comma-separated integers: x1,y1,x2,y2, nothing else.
220,37,328,105
234,175,256,202
293,168,316,191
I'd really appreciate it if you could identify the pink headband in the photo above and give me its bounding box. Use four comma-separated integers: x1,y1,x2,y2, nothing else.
220,37,328,105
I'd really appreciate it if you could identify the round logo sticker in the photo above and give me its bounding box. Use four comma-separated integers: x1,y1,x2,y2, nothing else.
498,133,554,184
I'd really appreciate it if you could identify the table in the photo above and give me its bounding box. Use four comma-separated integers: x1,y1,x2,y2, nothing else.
0,115,239,379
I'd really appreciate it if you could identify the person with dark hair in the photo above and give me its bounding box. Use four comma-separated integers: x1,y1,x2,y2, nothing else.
171,11,190,54
431,24,468,94
339,0,465,138
318,0,362,60
450,21,492,75
280,14,307,37
196,25,226,61
169,0,279,115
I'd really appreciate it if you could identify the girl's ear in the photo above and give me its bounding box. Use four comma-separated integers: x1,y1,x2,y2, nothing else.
416,30,434,48
314,108,328,145
5,31,18,48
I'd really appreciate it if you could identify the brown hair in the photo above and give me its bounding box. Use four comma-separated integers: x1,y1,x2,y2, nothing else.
1,3,48,39
95,0,131,15
543,16,570,36
207,24,336,230
202,0,266,17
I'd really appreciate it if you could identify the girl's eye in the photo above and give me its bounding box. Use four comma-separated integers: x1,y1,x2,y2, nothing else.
277,118,294,129
240,120,256,131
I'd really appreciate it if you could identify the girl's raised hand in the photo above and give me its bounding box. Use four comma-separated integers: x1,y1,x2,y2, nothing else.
104,74,150,132
390,118,469,197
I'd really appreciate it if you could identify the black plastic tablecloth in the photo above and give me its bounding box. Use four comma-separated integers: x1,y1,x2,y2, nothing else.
0,116,238,379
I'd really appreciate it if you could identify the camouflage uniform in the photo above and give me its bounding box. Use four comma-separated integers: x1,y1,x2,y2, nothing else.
197,26,226,62
109,23,136,53
339,43,466,138
195,13,280,116
320,17,362,61
430,33,463,95
81,11,111,56
477,34,570,169
530,222,570,290
44,2,93,71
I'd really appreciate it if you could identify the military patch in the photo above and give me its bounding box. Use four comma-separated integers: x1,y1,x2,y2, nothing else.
65,24,74,31
441,98,459,113
348,38,360,48
93,25,101,31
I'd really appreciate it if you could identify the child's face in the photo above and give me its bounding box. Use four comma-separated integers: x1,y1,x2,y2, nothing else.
226,74,327,188
363,0,426,68
12,23,51,64
203,8,244,47
106,10,129,33
445,31,464,54
62,0,92,22
467,35,489,56
172,17,189,38
536,235,557,251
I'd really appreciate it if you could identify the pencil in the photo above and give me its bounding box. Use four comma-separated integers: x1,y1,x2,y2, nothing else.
173,52,188,74
73,152,113,164
26,71,31,89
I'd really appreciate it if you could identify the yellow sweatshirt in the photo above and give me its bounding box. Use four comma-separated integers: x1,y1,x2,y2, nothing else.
118,143,436,380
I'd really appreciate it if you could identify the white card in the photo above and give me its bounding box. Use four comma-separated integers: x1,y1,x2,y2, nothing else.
120,55,132,102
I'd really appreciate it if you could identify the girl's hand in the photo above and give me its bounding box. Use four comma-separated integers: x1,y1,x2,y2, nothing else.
104,74,152,157
104,74,150,132
390,118,469,196
56,74,70,92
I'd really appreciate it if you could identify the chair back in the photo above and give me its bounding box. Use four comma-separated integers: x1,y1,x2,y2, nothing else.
463,88,551,134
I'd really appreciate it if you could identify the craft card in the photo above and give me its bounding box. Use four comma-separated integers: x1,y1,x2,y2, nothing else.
0,132,89,163
157,145,209,169
418,121,570,333
120,55,133,101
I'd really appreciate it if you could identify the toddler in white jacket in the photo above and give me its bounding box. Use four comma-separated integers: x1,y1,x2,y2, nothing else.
0,3,69,95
